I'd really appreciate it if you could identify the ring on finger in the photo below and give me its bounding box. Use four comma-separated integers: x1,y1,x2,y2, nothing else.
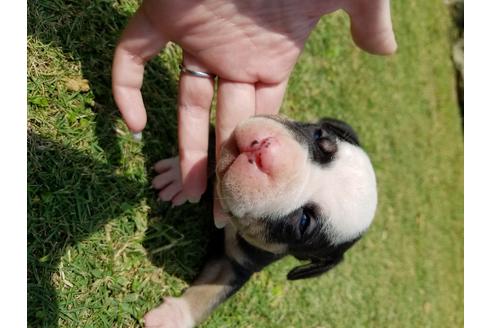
179,64,216,79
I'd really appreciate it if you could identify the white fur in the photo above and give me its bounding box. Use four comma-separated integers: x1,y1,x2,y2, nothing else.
309,142,378,244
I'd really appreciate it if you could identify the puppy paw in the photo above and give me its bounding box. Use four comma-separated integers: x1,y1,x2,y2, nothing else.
152,157,187,206
144,297,195,328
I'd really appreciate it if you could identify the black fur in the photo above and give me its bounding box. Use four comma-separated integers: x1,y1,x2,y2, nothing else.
318,118,360,146
235,234,283,272
262,204,361,280
279,117,360,166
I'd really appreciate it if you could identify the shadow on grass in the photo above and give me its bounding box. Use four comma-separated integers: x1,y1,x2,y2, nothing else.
27,132,213,326
28,0,213,326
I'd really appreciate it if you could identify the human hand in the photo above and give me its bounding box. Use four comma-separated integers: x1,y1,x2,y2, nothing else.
112,0,397,227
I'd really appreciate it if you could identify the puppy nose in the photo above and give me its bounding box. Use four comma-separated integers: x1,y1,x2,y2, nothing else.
241,137,280,173
248,137,272,151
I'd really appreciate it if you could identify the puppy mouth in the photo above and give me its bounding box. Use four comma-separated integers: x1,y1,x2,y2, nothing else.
216,133,273,216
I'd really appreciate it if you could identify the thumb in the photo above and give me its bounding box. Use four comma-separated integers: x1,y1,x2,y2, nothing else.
112,6,168,133
345,0,397,55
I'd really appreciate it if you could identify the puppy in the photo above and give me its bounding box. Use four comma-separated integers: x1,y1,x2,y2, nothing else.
145,116,377,328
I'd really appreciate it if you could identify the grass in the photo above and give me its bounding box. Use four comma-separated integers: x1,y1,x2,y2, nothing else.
27,0,463,327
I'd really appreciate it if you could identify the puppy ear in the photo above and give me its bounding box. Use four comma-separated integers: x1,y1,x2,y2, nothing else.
318,118,360,146
287,237,361,280
287,256,344,280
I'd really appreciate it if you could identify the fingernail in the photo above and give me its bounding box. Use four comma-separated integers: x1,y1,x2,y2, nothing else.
188,196,201,204
213,213,229,229
214,220,226,229
132,132,142,141
172,198,187,207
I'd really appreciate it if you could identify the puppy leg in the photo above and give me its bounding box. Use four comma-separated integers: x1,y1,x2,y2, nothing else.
152,156,188,206
144,257,251,328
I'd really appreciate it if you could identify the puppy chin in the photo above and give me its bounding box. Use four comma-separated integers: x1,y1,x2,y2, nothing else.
218,168,308,219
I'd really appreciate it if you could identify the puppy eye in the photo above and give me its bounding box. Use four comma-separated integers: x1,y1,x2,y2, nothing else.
299,211,311,236
313,128,337,154
317,138,337,154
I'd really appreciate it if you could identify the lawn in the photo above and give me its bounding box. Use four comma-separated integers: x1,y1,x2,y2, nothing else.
27,0,463,327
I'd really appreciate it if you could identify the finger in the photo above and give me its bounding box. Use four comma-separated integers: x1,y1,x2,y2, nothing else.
214,80,255,227
215,80,256,160
153,156,179,174
344,0,397,55
255,79,290,116
178,53,215,202
171,191,188,207
112,6,168,132
158,181,182,202
152,171,178,190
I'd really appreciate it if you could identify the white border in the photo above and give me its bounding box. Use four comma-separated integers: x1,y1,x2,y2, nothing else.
4,1,481,327
465,2,492,328
0,1,27,326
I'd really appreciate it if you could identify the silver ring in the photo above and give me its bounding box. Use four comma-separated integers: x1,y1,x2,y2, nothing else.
179,64,216,79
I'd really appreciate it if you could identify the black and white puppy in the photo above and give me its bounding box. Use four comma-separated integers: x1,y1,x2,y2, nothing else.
145,116,377,328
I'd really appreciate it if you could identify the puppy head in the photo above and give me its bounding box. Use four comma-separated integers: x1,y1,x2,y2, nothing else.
216,115,377,279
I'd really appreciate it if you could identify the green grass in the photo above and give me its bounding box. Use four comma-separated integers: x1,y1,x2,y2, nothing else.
27,0,463,327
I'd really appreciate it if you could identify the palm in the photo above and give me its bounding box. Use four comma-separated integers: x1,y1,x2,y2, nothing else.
143,0,324,83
